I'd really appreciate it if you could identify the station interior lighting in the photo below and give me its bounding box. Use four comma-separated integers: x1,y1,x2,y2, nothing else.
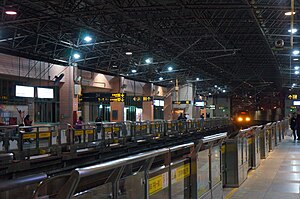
292,83,296,87
288,29,298,33
208,93,212,95
222,90,226,93
73,53,81,59
285,11,296,16
5,10,17,15
294,58,299,61
294,66,300,70
295,71,300,75
83,36,92,42
159,77,163,81
168,66,173,71
145,58,153,64
245,117,251,122
131,69,137,73
214,85,218,88
196,77,200,81
125,52,132,55
293,50,300,55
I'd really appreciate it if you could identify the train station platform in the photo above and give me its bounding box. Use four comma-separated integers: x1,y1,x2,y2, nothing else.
224,132,300,199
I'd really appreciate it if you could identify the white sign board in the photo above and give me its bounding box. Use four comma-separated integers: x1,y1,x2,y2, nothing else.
37,87,54,99
16,85,34,98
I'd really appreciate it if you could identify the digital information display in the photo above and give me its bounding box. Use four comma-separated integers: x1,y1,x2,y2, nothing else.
16,85,34,98
37,87,54,99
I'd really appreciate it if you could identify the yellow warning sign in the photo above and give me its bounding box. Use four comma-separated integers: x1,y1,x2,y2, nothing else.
149,172,168,196
74,130,84,136
39,132,51,138
248,138,253,144
171,163,190,184
23,133,36,139
221,145,225,154
85,130,94,135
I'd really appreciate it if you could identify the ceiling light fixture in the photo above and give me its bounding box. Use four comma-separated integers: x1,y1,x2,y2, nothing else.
73,53,80,59
285,11,296,16
84,36,92,42
288,29,298,33
5,10,17,15
168,66,173,71
159,77,163,81
293,50,300,55
145,58,153,64
295,71,300,75
293,58,299,61
196,78,200,81
125,52,132,55
131,69,137,73
295,66,300,70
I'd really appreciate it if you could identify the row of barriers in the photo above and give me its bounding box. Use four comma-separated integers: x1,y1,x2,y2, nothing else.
0,132,227,199
0,118,229,160
0,118,290,199
222,119,289,187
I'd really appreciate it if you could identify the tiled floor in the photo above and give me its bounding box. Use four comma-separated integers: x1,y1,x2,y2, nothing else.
224,134,300,199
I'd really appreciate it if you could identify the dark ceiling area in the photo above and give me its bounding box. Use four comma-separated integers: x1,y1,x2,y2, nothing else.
0,0,298,95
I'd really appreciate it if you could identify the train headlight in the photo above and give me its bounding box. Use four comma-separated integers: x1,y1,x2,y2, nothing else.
237,117,243,122
245,117,251,122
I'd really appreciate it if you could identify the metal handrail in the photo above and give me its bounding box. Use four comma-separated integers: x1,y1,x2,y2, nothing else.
75,147,169,178
170,142,194,152
0,173,47,192
202,132,227,143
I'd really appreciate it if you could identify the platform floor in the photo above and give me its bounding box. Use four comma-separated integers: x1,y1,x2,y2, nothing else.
224,134,300,199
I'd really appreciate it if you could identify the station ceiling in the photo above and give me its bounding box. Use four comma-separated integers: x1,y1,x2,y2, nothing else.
0,0,299,96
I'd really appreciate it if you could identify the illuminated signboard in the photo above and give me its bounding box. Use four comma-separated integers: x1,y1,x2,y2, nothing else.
16,85,34,98
81,93,126,103
154,100,164,106
172,101,191,105
132,96,153,102
288,94,298,100
37,87,54,99
293,101,300,106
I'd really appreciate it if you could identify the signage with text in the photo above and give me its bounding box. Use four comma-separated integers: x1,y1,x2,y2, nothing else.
288,94,298,100
172,100,191,105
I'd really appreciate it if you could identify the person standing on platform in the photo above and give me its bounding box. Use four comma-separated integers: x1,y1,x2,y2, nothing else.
75,116,83,143
200,113,205,129
290,113,297,140
178,113,187,121
296,114,300,141
24,115,33,132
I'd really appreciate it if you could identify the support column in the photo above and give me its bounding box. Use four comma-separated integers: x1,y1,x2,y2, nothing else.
172,83,194,119
59,66,77,124
110,102,124,122
143,83,154,121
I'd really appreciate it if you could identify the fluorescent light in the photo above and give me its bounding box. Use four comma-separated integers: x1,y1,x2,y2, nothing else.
288,29,298,33
208,93,212,95
294,58,299,61
112,65,118,68
84,36,92,42
295,71,299,75
168,66,173,71
222,90,226,93
196,78,200,81
285,11,296,16
295,66,300,70
131,69,137,73
125,52,132,55
214,85,218,88
73,53,80,59
5,10,17,15
293,50,300,55
159,77,163,81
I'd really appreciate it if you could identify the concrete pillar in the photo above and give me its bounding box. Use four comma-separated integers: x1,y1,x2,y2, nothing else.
59,66,76,124
110,102,124,122
164,94,172,120
142,83,154,121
